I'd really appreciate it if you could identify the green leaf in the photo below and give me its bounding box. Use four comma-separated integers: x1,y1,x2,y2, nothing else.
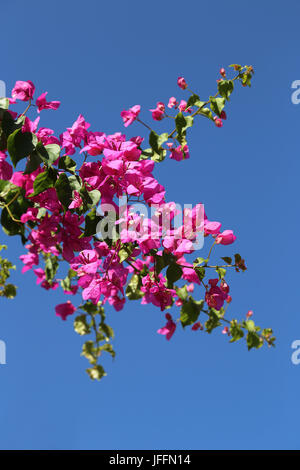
44,143,60,163
55,173,72,208
30,168,57,197
35,142,61,166
82,189,101,209
74,314,91,336
193,257,207,267
199,107,213,120
58,155,77,173
176,285,188,301
195,266,205,281
247,332,262,350
100,343,116,358
118,243,134,263
155,251,174,275
166,263,182,286
81,340,98,363
86,364,106,381
175,112,194,136
83,208,102,237
99,322,114,340
245,320,256,332
45,255,58,283
216,267,226,279
126,273,144,300
221,256,232,265
210,97,225,116
148,131,168,162
229,320,244,342
205,308,222,333
229,64,242,71
7,129,38,167
1,207,23,237
0,180,19,201
0,98,9,110
217,80,234,100
24,151,42,174
1,110,16,138
80,300,101,316
3,283,17,298
180,298,204,328
186,94,204,108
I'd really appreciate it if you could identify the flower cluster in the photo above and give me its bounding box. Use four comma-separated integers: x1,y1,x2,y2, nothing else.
0,64,274,381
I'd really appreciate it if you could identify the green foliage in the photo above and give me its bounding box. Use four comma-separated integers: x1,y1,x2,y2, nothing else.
205,308,223,333
166,263,183,287
217,80,234,100
180,297,204,328
30,168,57,197
175,112,194,143
55,173,82,209
83,208,102,237
186,94,204,108
143,131,168,162
76,301,115,381
44,254,59,284
58,155,77,173
126,273,144,300
7,129,38,167
210,96,226,116
0,245,17,298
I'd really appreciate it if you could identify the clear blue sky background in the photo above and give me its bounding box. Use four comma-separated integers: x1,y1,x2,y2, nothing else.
0,0,299,450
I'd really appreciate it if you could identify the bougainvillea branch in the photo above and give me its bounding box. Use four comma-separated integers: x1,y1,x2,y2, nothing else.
0,64,274,381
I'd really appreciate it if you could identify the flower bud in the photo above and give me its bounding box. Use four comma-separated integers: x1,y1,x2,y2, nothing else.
177,76,188,90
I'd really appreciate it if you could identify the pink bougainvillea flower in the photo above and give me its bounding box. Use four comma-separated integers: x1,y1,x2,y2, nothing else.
36,92,60,113
214,117,223,128
168,97,178,108
157,313,177,340
19,247,39,273
60,114,90,155
120,105,141,127
55,301,76,321
222,326,230,335
246,310,253,318
186,283,194,293
205,279,229,311
204,220,221,235
149,102,165,121
11,80,35,101
215,229,236,245
68,191,83,209
0,152,13,180
177,76,188,90
20,207,39,224
169,145,190,161
192,321,203,331
220,67,226,77
22,116,40,133
178,99,188,112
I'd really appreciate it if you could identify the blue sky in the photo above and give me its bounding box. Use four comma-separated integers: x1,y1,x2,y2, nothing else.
0,0,300,450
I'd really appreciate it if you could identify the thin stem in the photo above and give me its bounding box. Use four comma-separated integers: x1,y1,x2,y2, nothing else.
168,73,241,139
20,99,32,117
136,118,153,132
